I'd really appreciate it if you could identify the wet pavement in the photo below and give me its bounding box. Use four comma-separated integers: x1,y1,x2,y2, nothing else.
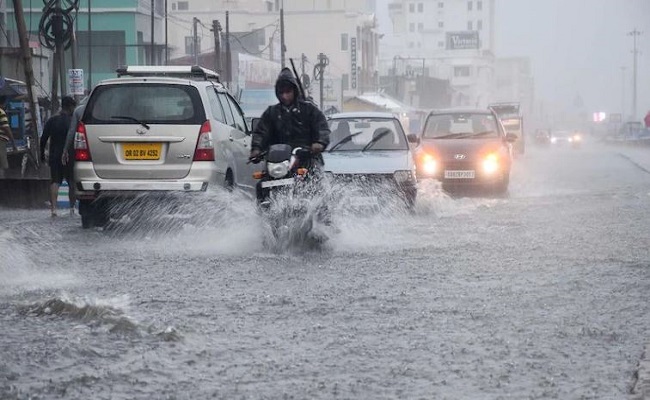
1,140,650,399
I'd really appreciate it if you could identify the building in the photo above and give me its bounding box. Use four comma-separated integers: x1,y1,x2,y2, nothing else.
382,0,496,108
167,0,379,109
493,57,535,118
1,0,167,94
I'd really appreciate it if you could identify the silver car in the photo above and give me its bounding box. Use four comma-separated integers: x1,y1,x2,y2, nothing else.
323,112,418,210
74,66,260,228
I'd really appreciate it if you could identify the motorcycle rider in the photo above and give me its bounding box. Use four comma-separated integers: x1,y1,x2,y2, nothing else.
249,68,330,165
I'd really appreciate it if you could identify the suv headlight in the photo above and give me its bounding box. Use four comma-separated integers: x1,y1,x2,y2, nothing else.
268,160,290,178
394,170,414,184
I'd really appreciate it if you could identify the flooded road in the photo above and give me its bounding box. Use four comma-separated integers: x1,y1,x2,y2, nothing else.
2,142,650,399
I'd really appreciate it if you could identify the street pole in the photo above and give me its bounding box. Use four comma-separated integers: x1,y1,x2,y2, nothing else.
280,0,285,68
225,11,231,88
12,0,41,164
212,20,222,74
165,0,168,65
628,29,641,120
150,0,155,64
192,17,199,65
88,0,92,90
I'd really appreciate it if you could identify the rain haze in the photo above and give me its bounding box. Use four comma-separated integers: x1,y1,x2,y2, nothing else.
1,0,650,399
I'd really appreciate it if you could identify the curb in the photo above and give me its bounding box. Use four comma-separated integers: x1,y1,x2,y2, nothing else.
632,343,650,399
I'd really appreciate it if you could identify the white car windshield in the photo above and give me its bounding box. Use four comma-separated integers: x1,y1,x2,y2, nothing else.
327,118,408,151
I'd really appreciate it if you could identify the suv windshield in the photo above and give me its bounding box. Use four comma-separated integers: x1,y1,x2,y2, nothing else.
423,113,500,139
327,118,408,151
85,83,205,124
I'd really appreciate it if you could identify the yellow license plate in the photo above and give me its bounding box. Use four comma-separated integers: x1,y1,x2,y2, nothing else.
123,143,162,160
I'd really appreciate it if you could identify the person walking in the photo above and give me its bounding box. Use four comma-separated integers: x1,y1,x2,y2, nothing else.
40,96,77,217
0,96,17,179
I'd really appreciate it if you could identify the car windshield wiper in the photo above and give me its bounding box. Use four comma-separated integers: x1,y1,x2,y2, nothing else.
458,130,496,138
111,115,150,130
362,129,391,152
429,133,468,139
329,131,363,152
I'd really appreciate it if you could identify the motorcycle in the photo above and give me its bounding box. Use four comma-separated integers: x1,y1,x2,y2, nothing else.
251,144,329,249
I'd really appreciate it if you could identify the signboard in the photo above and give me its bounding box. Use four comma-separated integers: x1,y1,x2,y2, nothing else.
350,37,357,89
68,69,85,95
446,31,480,50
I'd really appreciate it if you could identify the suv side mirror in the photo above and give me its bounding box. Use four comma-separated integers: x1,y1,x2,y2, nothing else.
406,134,420,145
250,117,261,132
505,132,518,142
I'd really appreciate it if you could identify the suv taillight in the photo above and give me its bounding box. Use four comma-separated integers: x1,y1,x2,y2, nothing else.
194,120,215,161
74,122,92,161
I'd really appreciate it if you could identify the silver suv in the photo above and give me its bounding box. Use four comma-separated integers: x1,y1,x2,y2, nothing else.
74,65,259,228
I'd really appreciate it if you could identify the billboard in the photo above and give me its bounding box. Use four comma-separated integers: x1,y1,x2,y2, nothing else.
446,31,480,50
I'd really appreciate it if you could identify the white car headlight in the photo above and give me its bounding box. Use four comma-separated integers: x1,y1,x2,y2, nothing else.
267,160,290,178
482,153,500,174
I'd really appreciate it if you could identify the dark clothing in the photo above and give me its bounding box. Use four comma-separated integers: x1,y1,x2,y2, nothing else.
41,112,73,167
41,112,74,184
251,68,330,157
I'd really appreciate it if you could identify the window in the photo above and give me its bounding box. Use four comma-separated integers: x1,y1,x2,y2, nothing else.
438,21,444,28
454,66,471,77
409,3,415,12
217,93,235,126
341,33,348,51
409,23,415,32
477,1,483,10
468,1,472,11
477,20,483,30
177,1,188,10
225,94,247,132
418,23,423,32
275,0,280,11
467,21,473,30
342,74,349,91
438,2,444,8
184,36,201,55
171,3,176,10
207,89,226,123
267,1,273,11
418,3,424,12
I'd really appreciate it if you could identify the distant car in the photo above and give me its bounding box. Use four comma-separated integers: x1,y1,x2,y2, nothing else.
323,112,419,210
415,108,516,194
74,65,260,228
550,130,582,148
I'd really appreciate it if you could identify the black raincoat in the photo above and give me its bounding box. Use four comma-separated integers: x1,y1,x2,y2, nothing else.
251,68,330,160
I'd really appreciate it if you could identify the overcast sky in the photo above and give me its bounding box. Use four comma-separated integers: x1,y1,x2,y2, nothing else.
377,0,650,119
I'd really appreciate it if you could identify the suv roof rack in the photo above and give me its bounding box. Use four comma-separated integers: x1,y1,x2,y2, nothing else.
115,65,220,82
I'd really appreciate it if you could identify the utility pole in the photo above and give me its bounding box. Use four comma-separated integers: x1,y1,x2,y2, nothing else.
225,11,231,88
165,0,168,65
314,53,329,111
88,0,92,89
192,17,199,65
211,20,222,74
150,0,155,64
12,0,41,164
628,29,642,120
280,0,285,67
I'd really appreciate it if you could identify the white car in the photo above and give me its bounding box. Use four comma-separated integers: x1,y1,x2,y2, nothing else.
323,112,419,210
74,65,260,228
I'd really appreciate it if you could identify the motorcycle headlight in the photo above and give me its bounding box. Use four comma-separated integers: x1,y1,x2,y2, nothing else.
394,170,414,183
482,153,500,174
267,160,290,178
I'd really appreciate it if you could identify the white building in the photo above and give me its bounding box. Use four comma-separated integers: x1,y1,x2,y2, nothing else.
382,0,496,107
167,0,379,108
494,57,535,118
